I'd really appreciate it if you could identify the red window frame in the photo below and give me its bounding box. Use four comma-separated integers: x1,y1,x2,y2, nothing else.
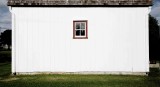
73,20,88,39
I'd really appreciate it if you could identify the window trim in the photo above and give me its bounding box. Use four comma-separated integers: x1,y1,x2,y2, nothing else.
73,20,88,39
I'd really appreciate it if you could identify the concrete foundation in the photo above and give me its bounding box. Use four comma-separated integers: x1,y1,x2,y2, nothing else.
14,71,148,76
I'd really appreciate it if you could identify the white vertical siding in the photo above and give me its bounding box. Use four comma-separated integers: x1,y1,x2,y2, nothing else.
12,7,149,73
10,7,15,73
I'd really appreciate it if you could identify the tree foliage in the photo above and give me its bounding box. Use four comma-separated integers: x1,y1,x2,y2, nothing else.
149,15,160,61
0,30,12,50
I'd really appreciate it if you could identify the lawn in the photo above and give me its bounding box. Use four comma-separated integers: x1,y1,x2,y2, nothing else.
0,63,160,87
0,51,11,63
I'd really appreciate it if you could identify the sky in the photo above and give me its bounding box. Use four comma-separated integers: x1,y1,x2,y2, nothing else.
0,0,160,32
0,0,11,32
150,0,160,26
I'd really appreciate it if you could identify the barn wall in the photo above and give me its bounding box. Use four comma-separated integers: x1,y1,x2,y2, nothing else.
11,7,149,73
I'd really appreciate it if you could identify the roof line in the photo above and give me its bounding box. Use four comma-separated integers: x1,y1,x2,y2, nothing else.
9,5,152,7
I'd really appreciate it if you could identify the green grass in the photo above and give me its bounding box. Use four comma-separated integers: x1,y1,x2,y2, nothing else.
0,51,11,62
0,51,11,57
0,63,11,76
0,63,160,87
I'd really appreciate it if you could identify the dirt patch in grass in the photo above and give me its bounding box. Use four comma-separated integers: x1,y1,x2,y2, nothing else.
0,77,19,82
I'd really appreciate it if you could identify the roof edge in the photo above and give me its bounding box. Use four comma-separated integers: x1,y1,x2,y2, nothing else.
8,0,152,6
8,5,152,7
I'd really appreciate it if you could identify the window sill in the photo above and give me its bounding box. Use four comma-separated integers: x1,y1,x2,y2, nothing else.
73,37,88,39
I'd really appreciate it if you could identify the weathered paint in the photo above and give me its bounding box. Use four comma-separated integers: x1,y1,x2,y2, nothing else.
11,7,150,74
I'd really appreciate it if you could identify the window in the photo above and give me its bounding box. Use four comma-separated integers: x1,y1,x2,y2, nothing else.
73,20,88,39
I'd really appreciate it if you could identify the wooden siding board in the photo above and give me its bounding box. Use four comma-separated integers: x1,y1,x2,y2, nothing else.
12,7,149,73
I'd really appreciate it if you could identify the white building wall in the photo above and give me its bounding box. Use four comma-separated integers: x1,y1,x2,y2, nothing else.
11,7,149,73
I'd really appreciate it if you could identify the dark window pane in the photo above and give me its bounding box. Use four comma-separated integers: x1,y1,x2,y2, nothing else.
76,23,80,29
76,30,81,36
81,30,85,36
81,23,85,29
